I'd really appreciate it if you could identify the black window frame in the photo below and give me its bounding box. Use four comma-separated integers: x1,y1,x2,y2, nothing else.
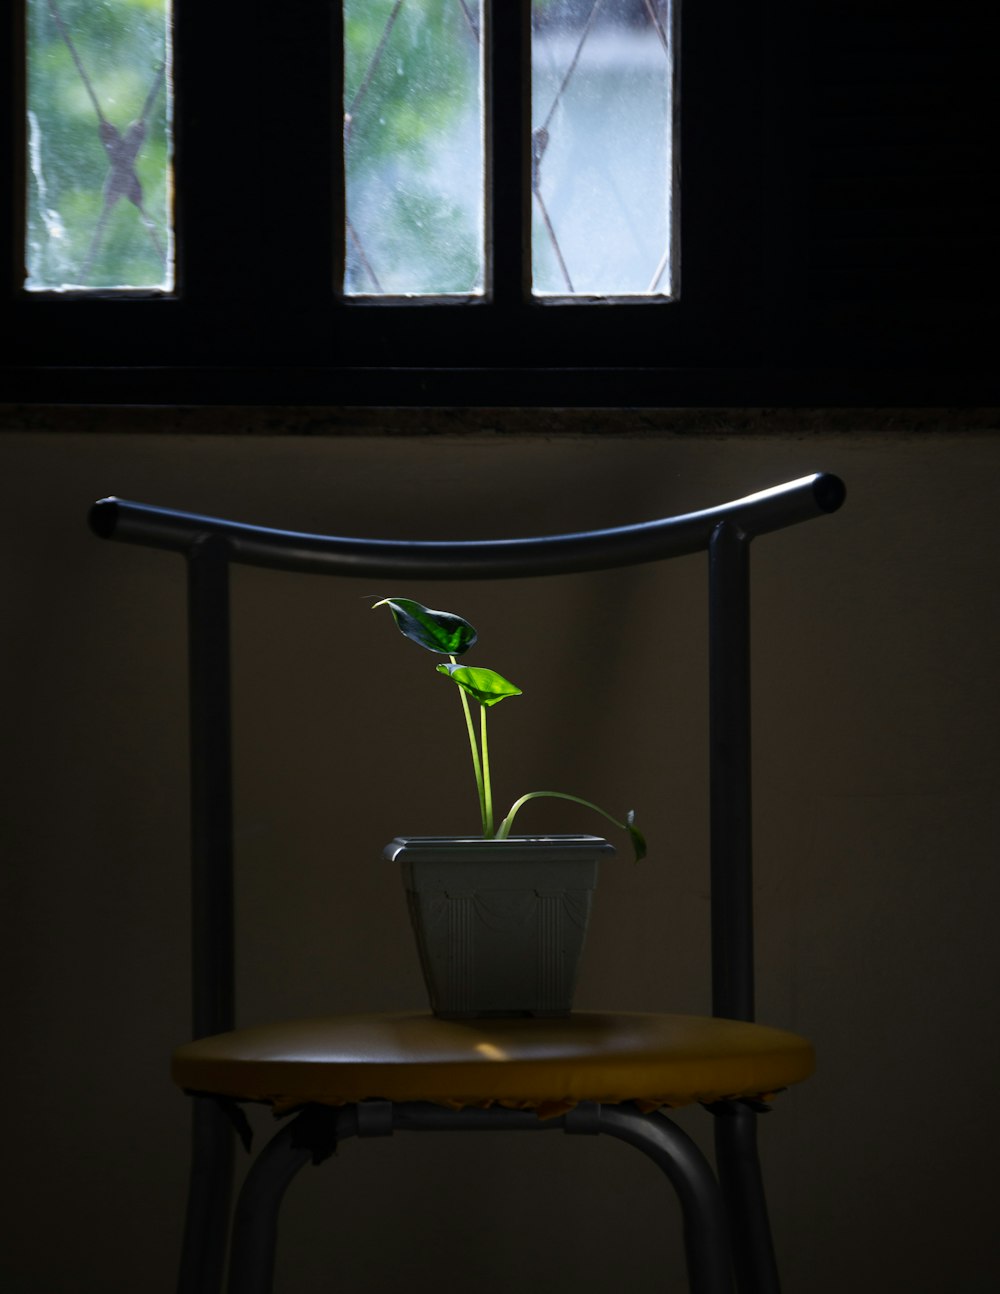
2,1,997,408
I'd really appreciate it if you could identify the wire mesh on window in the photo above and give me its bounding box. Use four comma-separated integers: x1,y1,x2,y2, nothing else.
25,0,173,292
343,0,485,297
532,0,674,297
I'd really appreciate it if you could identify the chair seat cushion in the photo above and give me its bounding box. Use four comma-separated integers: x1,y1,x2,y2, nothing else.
172,1011,814,1116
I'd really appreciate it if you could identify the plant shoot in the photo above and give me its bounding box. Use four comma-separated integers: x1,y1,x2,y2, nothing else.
373,597,645,861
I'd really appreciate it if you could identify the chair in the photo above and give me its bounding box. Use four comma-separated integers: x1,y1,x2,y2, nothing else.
89,472,845,1294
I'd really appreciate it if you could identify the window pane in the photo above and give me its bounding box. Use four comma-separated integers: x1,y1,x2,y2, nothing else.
343,0,484,297
532,0,674,297
25,0,173,292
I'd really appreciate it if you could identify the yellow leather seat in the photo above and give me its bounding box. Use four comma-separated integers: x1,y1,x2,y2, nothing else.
173,1011,814,1117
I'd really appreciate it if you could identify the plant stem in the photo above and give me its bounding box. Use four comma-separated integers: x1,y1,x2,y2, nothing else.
480,705,494,836
451,653,488,835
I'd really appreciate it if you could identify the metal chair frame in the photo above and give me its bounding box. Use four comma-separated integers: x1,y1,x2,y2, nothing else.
90,472,845,1294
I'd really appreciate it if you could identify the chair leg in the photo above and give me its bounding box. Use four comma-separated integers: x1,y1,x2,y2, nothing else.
177,1096,236,1294
226,1107,359,1294
222,1101,736,1294
592,1105,735,1294
713,1106,780,1294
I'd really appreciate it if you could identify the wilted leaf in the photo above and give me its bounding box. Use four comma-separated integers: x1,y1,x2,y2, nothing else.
626,809,647,863
436,663,522,707
373,597,477,656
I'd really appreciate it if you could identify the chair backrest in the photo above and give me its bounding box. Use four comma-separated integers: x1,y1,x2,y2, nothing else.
89,472,845,1039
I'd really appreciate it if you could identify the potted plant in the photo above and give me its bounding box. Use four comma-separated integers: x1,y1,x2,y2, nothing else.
375,598,645,1019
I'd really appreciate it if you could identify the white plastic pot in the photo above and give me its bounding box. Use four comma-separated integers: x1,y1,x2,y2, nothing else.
385,835,614,1018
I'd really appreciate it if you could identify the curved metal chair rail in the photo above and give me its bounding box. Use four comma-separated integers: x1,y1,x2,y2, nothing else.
89,471,845,578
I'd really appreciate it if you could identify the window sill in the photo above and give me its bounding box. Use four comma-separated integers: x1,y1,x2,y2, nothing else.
2,364,1000,410
2,398,998,438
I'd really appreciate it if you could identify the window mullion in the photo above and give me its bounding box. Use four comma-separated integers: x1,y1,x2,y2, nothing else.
174,0,262,357
176,0,338,364
254,0,337,359
486,0,531,308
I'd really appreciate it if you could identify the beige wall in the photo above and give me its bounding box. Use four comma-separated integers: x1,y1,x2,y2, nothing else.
2,415,998,1292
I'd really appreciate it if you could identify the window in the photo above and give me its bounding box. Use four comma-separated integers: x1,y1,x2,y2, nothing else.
23,1,672,302
22,1,675,303
7,0,714,403
9,4,986,405
341,1,675,302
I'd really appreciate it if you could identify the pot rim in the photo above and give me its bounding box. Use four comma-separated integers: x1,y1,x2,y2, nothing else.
384,834,616,862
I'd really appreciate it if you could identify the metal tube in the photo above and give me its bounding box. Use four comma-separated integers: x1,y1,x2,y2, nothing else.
176,1097,236,1294
227,1110,360,1294
597,1105,734,1294
714,1106,780,1294
88,473,845,580
395,1102,731,1292
709,520,754,1022
178,537,236,1294
187,534,235,1040
392,1101,567,1133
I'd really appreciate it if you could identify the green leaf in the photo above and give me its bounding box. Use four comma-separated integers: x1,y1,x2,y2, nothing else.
436,663,522,707
373,597,477,656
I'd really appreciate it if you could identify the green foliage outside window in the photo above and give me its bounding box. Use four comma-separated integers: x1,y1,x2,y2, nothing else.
24,1,669,297
343,0,483,295
27,0,171,290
